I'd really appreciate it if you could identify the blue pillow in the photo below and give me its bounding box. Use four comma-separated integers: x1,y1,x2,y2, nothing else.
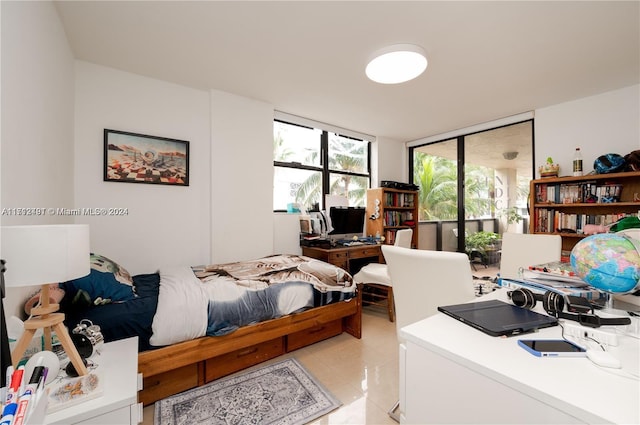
61,254,136,306
64,269,137,304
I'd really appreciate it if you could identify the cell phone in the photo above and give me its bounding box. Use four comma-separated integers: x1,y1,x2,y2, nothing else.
518,339,587,357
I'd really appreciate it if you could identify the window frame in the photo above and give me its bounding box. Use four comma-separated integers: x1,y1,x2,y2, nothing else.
273,119,371,212
408,118,535,252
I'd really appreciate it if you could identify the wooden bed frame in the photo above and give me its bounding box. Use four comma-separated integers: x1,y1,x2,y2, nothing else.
138,284,362,405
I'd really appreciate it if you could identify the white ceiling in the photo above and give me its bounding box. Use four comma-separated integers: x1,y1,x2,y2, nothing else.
54,1,639,142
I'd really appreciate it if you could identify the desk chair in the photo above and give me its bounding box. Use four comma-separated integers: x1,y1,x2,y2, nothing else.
500,233,562,280
382,245,476,422
352,229,412,321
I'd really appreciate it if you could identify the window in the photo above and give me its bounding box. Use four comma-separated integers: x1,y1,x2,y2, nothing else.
409,119,534,252
273,119,370,211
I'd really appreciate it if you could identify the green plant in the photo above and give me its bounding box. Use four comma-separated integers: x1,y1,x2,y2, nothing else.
499,206,523,224
465,231,500,254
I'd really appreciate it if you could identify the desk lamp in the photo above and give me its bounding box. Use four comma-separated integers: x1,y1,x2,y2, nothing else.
2,224,90,375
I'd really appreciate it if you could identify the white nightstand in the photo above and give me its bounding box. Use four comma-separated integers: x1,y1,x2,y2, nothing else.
45,337,142,425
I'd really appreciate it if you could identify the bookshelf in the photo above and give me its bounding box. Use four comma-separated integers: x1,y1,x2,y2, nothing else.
529,170,640,253
365,188,419,248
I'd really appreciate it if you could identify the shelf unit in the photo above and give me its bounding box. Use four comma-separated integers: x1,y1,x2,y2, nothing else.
529,170,640,252
365,188,419,248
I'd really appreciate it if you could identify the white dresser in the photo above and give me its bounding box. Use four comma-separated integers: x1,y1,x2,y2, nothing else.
45,337,142,425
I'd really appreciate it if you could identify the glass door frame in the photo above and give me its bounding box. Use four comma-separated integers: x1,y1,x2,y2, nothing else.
408,118,535,253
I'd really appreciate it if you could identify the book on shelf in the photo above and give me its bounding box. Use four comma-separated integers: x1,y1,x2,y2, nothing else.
534,210,631,233
384,192,415,208
535,181,623,204
46,369,103,413
383,210,414,226
384,229,397,245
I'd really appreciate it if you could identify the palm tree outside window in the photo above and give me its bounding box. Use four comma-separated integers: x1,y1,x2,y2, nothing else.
409,120,534,252
274,120,370,211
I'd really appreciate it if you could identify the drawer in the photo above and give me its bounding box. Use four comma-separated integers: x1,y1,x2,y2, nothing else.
205,338,285,382
286,319,343,352
328,251,349,262
140,363,198,406
348,247,381,260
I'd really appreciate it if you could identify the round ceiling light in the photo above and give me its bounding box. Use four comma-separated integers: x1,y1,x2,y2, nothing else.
366,44,428,84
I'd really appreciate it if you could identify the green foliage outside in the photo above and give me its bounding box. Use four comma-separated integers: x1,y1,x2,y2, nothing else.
499,206,523,224
274,131,368,208
464,231,500,254
413,151,530,222
413,152,494,221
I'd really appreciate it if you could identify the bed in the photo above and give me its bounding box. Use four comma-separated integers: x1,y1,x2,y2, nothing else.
54,254,362,405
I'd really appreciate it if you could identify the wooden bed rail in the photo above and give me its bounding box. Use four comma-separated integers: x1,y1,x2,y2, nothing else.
137,284,362,404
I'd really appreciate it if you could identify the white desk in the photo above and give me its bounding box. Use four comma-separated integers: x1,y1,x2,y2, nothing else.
45,337,142,425
399,291,639,424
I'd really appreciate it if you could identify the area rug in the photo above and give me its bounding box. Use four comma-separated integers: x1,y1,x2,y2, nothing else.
154,358,341,425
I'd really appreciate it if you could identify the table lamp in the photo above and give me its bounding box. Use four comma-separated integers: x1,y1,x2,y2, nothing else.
1,224,90,376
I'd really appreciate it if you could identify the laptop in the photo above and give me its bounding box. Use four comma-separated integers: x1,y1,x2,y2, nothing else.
438,299,558,337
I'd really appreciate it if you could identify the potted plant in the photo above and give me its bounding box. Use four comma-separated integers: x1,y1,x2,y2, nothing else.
539,156,559,178
498,206,523,232
465,231,501,265
499,206,523,225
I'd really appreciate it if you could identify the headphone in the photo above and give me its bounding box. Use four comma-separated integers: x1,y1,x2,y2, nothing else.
508,288,631,328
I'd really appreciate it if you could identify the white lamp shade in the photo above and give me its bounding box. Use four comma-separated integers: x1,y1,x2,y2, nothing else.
1,224,90,287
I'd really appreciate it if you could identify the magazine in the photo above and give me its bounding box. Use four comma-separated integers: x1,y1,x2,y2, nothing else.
527,261,586,284
501,277,605,301
46,369,103,413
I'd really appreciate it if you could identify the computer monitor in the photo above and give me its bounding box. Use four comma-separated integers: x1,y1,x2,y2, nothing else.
328,207,365,240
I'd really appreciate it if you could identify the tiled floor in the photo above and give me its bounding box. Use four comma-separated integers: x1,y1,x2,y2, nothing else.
142,264,498,425
142,307,399,425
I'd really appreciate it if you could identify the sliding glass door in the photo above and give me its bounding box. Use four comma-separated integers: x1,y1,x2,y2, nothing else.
410,120,534,253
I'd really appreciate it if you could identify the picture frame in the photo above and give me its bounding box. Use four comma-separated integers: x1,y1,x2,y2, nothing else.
104,129,189,186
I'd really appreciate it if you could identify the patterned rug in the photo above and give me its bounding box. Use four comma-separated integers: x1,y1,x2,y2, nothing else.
154,358,341,425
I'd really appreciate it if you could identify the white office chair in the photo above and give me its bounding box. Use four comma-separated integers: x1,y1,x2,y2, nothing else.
352,228,413,321
382,245,476,422
499,233,562,280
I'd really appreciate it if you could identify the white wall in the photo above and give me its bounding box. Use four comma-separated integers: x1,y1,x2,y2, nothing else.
74,62,212,274
210,90,274,263
0,0,75,225
273,213,302,256
373,136,406,187
0,0,76,317
535,85,640,177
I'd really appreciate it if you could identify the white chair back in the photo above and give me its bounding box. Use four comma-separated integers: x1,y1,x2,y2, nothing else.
382,245,476,334
394,228,413,248
500,233,561,280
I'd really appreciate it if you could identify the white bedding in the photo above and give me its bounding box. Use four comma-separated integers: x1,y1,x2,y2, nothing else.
150,266,208,346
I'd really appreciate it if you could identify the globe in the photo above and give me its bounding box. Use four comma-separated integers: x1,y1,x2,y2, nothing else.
570,233,640,294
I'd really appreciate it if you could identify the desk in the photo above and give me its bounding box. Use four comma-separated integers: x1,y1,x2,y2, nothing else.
301,244,383,274
399,290,639,424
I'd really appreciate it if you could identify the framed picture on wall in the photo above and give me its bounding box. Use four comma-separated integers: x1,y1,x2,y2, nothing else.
104,129,189,186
